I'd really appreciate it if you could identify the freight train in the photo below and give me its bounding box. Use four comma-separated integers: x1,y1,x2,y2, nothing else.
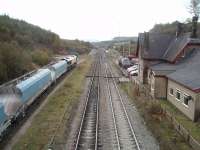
0,55,78,139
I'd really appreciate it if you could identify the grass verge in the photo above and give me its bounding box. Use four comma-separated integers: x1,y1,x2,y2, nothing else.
13,56,91,150
160,100,200,143
120,82,191,150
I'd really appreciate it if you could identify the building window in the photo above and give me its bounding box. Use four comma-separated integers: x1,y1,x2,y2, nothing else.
151,75,155,90
169,88,174,96
151,82,155,91
183,93,191,107
176,89,181,100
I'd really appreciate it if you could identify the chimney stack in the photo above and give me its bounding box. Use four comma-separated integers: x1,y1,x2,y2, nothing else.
191,16,198,38
176,22,183,38
144,32,149,49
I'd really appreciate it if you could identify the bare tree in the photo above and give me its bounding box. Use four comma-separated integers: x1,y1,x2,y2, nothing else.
187,0,200,37
188,0,200,17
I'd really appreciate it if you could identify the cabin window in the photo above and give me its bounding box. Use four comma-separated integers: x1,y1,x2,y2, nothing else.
176,89,181,100
183,93,190,106
169,88,174,96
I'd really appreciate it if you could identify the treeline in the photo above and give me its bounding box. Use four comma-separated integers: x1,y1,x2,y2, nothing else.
114,41,137,56
150,20,200,35
0,15,92,84
61,39,92,54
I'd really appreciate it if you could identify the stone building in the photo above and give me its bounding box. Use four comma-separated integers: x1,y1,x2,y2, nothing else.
136,20,200,121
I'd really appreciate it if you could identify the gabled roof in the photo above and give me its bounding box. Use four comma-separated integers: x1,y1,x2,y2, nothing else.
136,33,174,60
136,32,200,62
167,63,200,92
163,33,190,62
150,48,200,93
150,48,200,73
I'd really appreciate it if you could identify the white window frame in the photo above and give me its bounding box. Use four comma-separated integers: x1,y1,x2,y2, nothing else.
182,93,189,108
181,50,185,58
169,88,174,96
175,89,181,101
151,84,155,91
151,75,155,91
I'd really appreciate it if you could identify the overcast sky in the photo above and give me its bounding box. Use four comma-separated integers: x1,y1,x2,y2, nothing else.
0,0,191,41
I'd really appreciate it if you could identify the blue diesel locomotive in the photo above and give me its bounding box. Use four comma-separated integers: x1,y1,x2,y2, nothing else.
0,55,77,138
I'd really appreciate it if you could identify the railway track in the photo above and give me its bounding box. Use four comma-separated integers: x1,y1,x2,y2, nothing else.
74,54,100,150
73,50,140,150
105,61,140,150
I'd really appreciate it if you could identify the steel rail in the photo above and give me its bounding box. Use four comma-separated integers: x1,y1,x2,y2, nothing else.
95,57,100,150
105,64,121,150
107,62,141,150
74,59,98,150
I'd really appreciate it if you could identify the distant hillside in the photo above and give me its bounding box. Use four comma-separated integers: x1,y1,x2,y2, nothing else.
0,15,60,50
113,36,137,42
0,15,93,84
92,40,114,48
93,36,137,48
0,15,92,53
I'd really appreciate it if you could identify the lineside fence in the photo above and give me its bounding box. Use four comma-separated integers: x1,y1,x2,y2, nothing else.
110,51,200,150
130,77,200,150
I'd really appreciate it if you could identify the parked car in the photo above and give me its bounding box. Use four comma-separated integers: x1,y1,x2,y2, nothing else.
127,64,138,74
130,69,138,76
119,57,132,69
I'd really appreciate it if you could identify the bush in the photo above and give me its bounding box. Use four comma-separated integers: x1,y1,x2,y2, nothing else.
0,42,33,84
147,102,163,115
31,50,51,66
133,85,140,97
0,59,7,82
